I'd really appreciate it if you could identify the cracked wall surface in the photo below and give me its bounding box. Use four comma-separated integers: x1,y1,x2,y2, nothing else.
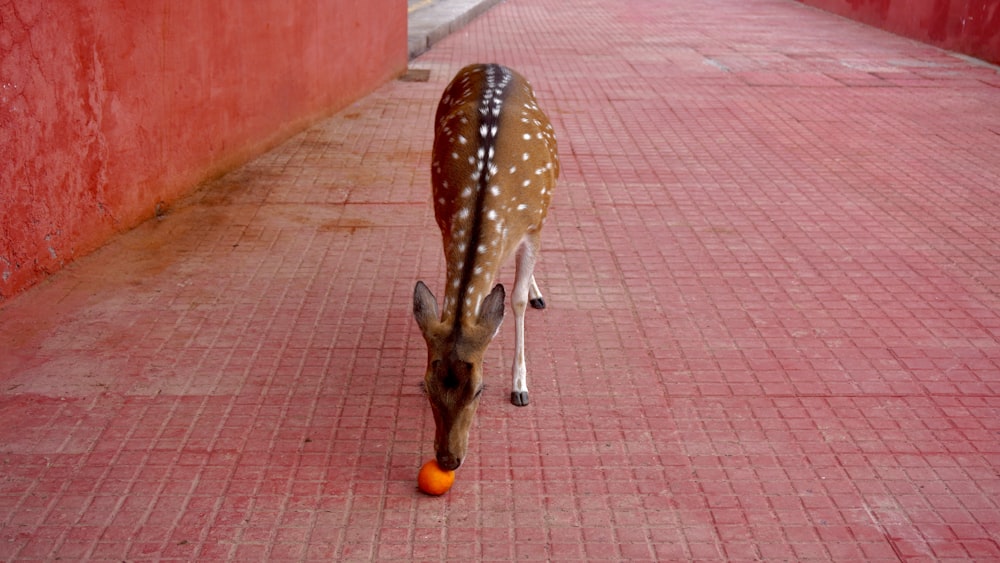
0,0,407,300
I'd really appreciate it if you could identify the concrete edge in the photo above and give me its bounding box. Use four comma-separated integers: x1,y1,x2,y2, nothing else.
408,0,505,60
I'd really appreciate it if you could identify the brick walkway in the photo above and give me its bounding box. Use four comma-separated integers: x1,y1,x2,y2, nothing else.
3,0,1000,560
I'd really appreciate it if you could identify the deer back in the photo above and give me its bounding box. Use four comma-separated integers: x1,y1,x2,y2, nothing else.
430,63,560,328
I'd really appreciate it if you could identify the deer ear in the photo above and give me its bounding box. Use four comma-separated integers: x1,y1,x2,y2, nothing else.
413,281,440,336
478,284,505,337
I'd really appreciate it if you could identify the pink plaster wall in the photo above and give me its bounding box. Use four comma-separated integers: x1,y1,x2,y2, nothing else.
799,0,1000,64
0,1,407,301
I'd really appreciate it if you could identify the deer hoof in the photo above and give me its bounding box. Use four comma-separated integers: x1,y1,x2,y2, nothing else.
529,297,546,310
510,391,529,407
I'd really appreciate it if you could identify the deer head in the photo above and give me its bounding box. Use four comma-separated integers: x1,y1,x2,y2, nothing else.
413,281,505,470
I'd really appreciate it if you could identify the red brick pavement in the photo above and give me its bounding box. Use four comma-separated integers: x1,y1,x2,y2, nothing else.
3,0,1000,560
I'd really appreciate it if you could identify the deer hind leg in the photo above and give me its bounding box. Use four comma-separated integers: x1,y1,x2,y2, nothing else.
510,237,539,407
528,276,545,310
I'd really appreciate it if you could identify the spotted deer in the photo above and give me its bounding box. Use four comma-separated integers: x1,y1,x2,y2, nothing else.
413,64,559,471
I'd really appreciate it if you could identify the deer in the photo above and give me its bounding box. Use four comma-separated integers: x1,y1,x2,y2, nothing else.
413,63,559,471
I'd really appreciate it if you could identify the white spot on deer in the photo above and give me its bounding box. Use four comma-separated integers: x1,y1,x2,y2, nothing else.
452,152,459,160
522,179,531,187
522,152,530,161
461,186,473,198
490,185,500,196
458,208,470,220
517,203,528,210
487,209,497,221
522,133,531,141
478,244,487,254
458,134,467,145
509,165,517,174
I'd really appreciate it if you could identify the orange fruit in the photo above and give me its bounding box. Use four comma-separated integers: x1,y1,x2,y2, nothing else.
417,459,456,495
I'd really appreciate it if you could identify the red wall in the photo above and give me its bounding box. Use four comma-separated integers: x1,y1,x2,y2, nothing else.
799,0,1000,64
0,1,406,301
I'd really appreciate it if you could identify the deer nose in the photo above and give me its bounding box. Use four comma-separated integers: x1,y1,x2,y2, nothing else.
436,453,462,471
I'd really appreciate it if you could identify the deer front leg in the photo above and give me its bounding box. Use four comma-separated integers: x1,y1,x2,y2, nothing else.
510,239,538,406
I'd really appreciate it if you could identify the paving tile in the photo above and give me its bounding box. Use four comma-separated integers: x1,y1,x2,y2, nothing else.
2,0,1000,560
